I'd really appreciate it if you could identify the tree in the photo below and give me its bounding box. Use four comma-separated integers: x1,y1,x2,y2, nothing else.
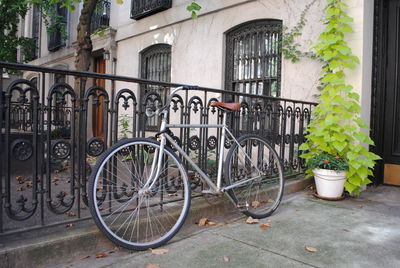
0,0,35,64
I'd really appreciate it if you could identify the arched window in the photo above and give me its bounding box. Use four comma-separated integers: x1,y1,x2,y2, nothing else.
140,44,171,86
225,20,282,98
140,44,171,131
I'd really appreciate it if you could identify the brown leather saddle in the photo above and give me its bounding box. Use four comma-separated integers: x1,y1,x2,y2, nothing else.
210,101,241,111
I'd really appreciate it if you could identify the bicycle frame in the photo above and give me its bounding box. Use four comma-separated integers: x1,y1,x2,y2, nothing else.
144,87,263,195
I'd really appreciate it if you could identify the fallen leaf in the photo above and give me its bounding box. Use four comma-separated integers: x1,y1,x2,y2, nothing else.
251,201,261,208
151,248,169,255
16,176,24,184
245,217,259,224
78,255,90,260
267,199,274,203
358,205,363,208
66,212,76,217
96,253,109,258
343,229,350,232
260,223,271,230
17,186,24,191
66,223,73,228
305,246,318,253
26,181,33,188
146,264,160,268
80,205,87,209
51,177,60,181
223,256,230,262
198,218,209,227
206,221,217,226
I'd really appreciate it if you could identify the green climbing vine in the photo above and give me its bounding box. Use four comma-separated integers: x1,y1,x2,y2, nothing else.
299,0,381,195
281,0,319,63
186,0,202,19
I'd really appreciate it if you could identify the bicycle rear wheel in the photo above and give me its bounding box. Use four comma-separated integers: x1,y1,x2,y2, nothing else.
89,138,190,250
224,134,284,219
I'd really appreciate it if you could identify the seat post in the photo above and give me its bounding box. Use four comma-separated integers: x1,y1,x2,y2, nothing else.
216,111,228,190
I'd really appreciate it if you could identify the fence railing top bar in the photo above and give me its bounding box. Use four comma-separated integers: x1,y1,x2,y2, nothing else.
0,61,318,106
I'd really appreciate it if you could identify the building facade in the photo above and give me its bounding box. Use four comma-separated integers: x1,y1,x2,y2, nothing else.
10,0,397,183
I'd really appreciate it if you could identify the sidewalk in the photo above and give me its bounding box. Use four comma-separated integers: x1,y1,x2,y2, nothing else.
59,185,400,268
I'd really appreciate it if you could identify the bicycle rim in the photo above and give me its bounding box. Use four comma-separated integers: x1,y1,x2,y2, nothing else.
89,138,190,250
224,134,284,219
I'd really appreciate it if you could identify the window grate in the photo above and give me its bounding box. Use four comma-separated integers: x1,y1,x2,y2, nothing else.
140,44,171,131
225,20,282,98
48,3,67,52
90,0,111,33
130,0,172,20
31,5,40,60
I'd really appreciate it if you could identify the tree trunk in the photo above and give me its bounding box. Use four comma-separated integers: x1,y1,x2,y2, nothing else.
75,0,98,98
73,0,98,206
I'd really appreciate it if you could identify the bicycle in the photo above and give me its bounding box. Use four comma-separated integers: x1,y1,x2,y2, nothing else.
88,86,285,250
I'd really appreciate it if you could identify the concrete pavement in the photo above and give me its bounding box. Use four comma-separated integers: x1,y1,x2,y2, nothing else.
62,185,400,268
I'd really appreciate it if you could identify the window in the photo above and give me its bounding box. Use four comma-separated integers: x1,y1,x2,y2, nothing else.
32,5,40,59
53,73,66,126
225,20,282,98
48,3,68,52
131,0,172,20
140,44,171,130
90,0,111,33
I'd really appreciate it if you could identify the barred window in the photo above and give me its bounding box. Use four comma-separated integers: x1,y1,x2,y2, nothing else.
32,5,40,60
130,0,172,20
225,20,282,98
48,3,68,52
91,0,111,33
140,44,171,130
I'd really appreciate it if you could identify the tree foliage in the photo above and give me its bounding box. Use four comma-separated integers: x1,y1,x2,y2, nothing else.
299,0,381,195
0,0,35,63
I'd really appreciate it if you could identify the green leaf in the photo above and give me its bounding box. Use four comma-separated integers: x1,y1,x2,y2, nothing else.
348,92,359,100
299,143,310,151
344,181,357,194
116,0,124,4
333,44,351,55
355,117,369,129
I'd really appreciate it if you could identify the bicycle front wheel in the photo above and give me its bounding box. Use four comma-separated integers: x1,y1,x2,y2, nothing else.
224,134,284,219
89,138,191,250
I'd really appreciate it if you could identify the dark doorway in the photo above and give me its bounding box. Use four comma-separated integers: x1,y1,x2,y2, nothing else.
372,0,400,185
92,56,106,139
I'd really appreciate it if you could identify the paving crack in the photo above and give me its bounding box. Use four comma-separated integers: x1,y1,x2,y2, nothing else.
211,230,320,268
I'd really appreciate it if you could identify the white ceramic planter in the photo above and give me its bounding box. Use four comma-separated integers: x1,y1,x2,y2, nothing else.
313,168,346,198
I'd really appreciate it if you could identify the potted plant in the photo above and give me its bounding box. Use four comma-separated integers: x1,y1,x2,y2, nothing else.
299,0,381,197
306,153,348,198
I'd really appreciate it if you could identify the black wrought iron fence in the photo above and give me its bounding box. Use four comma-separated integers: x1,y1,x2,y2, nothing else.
0,62,317,235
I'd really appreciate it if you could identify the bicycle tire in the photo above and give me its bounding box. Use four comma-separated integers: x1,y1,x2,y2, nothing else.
224,134,284,219
89,138,191,250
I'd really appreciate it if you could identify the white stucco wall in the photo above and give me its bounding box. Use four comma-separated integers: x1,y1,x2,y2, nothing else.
114,0,325,103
